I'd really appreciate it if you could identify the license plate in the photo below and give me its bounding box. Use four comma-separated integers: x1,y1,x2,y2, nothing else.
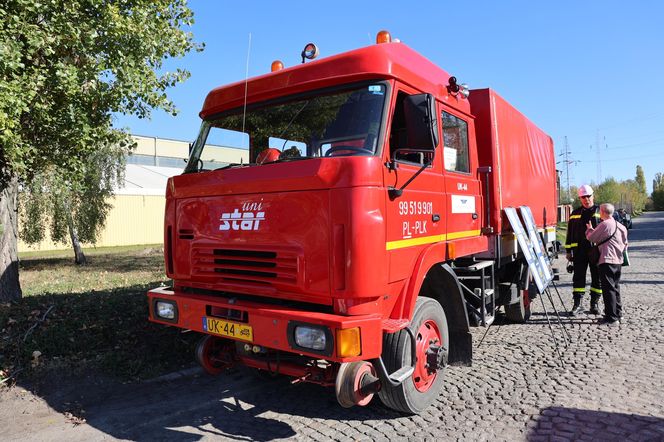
203,317,253,342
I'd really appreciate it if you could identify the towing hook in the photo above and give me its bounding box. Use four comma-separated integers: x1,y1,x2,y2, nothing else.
359,371,382,397
425,343,448,373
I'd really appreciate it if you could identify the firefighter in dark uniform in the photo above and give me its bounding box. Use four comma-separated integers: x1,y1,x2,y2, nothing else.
565,184,602,316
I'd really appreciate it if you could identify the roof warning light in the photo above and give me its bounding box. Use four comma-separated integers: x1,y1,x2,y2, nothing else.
376,30,392,44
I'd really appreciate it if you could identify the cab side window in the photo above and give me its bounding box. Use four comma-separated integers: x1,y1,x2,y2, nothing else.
442,111,469,173
389,91,433,165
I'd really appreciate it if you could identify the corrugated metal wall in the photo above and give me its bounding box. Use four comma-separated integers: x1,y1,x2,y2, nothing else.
98,194,166,246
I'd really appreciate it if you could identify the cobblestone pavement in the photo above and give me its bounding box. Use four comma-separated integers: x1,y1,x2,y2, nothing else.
3,212,664,441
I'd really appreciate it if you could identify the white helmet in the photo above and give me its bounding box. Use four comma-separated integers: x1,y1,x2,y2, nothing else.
578,184,594,197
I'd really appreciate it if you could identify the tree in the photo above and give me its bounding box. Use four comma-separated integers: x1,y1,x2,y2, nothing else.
568,185,580,209
636,165,647,195
653,173,664,210
593,176,646,214
595,178,621,209
654,173,664,194
21,140,128,264
0,0,202,301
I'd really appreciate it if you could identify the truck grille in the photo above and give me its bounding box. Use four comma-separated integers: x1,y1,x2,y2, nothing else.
192,246,299,286
178,229,194,240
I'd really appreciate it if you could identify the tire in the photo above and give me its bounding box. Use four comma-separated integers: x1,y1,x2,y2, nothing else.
195,335,230,375
505,286,532,323
335,361,377,408
377,297,449,414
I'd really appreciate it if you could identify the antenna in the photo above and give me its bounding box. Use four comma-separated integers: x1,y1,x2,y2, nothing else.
241,33,252,135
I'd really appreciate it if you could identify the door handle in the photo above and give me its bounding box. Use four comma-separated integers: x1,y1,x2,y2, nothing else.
432,214,441,222
472,213,478,220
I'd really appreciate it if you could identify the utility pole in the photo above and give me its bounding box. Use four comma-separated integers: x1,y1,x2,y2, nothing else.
564,136,571,199
558,136,574,203
595,130,603,183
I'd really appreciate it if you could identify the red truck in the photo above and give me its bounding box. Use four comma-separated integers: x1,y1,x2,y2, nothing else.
147,31,557,414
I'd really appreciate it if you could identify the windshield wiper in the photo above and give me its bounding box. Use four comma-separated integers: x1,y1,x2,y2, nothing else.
262,156,313,165
215,163,253,171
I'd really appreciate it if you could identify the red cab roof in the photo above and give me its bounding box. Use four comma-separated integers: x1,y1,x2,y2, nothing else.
201,42,471,118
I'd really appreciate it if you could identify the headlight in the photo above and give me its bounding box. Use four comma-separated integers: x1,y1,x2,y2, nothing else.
287,322,332,355
156,301,176,320
294,326,327,351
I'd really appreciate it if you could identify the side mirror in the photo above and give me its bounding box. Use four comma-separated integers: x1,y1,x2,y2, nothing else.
403,93,438,151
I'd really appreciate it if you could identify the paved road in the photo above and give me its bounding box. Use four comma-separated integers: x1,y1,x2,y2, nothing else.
3,212,664,441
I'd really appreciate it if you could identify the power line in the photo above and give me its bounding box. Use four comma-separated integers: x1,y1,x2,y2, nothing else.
606,127,664,143
607,137,664,150
561,111,664,138
597,111,664,132
582,152,662,162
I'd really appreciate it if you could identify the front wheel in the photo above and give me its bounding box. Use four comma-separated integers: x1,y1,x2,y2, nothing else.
377,297,449,414
195,335,233,375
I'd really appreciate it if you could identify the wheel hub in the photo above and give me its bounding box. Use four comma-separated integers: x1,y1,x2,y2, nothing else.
425,342,448,373
413,319,444,392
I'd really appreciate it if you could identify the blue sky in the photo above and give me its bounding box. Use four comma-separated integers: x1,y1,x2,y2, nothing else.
114,0,664,193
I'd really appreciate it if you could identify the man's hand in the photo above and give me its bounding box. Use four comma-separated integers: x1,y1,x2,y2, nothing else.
566,252,572,261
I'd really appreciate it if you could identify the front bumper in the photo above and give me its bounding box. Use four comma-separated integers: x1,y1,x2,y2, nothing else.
147,286,383,362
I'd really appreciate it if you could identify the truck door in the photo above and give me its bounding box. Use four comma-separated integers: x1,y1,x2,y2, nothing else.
441,109,482,242
383,90,447,283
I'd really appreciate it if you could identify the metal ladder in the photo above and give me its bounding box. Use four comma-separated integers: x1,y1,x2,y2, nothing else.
453,260,496,327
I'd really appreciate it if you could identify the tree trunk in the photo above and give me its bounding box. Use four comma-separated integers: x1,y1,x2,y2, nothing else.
0,175,23,302
67,213,87,265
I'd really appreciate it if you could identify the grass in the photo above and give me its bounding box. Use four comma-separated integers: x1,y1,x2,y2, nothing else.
1,245,200,385
19,244,167,296
557,222,568,244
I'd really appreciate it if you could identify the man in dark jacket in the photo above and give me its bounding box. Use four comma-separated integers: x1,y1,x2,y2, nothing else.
565,184,602,316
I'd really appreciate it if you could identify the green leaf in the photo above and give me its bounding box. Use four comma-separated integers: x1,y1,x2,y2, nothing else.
2,0,203,287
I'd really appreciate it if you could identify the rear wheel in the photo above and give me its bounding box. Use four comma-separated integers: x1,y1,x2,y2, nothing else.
377,297,449,414
505,286,532,322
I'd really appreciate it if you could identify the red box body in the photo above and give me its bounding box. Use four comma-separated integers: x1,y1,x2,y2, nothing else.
469,88,557,233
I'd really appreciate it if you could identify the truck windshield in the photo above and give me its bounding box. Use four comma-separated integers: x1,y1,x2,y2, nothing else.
185,83,387,172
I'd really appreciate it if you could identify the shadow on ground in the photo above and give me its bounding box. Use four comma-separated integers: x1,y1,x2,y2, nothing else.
15,364,404,441
1,282,198,384
526,406,664,441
